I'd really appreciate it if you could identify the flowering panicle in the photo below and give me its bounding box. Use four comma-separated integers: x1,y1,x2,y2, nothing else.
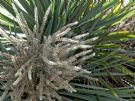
0,4,94,101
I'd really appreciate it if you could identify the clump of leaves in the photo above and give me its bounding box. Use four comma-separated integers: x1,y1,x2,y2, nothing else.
1,0,135,101
0,4,93,101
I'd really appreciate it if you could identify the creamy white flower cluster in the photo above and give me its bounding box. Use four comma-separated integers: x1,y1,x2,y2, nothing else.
0,4,93,101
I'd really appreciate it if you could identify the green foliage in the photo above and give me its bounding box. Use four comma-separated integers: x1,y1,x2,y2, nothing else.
0,0,135,101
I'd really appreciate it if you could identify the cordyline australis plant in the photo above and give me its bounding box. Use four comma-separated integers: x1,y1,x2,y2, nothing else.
0,4,93,101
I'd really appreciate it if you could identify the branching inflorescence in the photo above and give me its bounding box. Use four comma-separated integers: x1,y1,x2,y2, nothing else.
0,4,94,101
